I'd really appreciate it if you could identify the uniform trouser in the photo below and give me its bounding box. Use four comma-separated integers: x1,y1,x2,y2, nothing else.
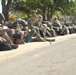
0,31,18,49
46,30,51,37
30,28,46,42
0,40,12,50
39,28,45,38
0,31,13,44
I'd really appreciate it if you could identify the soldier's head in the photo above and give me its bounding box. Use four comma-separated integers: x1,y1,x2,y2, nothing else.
54,17,57,21
32,14,37,20
38,15,43,21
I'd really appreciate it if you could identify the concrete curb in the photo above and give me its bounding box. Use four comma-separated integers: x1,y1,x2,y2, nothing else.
0,42,50,61
0,33,76,61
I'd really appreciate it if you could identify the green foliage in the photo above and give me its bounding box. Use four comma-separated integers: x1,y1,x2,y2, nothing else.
10,0,76,19
54,11,61,18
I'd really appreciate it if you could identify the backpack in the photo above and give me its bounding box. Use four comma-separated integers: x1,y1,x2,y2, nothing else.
13,33,21,39
0,41,12,50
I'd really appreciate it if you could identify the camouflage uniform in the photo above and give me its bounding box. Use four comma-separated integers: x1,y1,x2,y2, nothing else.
53,18,62,35
13,29,25,44
59,25,69,35
0,13,5,24
34,15,51,38
27,15,45,42
0,28,18,49
35,19,45,37
27,15,55,43
0,29,11,43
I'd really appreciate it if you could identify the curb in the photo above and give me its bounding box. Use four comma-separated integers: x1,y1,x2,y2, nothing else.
0,42,50,61
0,33,76,61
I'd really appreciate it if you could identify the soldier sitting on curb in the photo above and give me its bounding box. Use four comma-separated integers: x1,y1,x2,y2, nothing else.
0,27,18,50
28,14,46,42
0,36,12,50
0,13,5,24
13,29,25,44
35,15,55,42
53,17,62,35
27,14,55,43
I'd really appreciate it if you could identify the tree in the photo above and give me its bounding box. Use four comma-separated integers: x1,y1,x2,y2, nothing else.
12,0,53,20
1,0,26,21
6,0,76,21
1,0,12,21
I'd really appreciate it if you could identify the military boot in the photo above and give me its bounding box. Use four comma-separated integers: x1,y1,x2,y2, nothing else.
12,44,18,49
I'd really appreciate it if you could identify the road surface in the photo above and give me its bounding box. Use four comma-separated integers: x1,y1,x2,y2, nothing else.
0,36,76,75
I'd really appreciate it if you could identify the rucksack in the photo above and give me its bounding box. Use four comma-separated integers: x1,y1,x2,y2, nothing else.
0,41,12,50
13,33,21,39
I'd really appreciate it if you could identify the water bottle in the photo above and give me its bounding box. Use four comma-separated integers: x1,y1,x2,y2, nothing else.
29,36,32,42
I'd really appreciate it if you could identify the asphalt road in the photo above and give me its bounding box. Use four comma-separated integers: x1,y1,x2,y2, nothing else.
0,36,76,75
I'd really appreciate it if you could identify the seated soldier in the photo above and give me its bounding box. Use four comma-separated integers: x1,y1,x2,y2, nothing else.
0,13,5,24
27,14,55,42
0,36,18,50
13,29,25,44
0,37,12,50
53,17,62,35
0,27,18,50
2,22,24,44
6,28,15,44
27,14,46,42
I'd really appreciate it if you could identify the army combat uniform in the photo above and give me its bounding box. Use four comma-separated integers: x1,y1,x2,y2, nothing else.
27,16,46,42
0,28,18,49
0,13,5,24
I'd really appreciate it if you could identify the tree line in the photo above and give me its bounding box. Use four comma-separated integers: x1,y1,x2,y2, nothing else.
1,0,76,21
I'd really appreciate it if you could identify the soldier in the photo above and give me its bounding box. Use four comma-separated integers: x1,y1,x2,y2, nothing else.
34,15,44,37
53,17,62,35
0,36,12,50
13,29,25,44
28,14,37,29
0,13,5,24
27,14,46,42
36,15,52,37
35,15,43,27
0,27,18,50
